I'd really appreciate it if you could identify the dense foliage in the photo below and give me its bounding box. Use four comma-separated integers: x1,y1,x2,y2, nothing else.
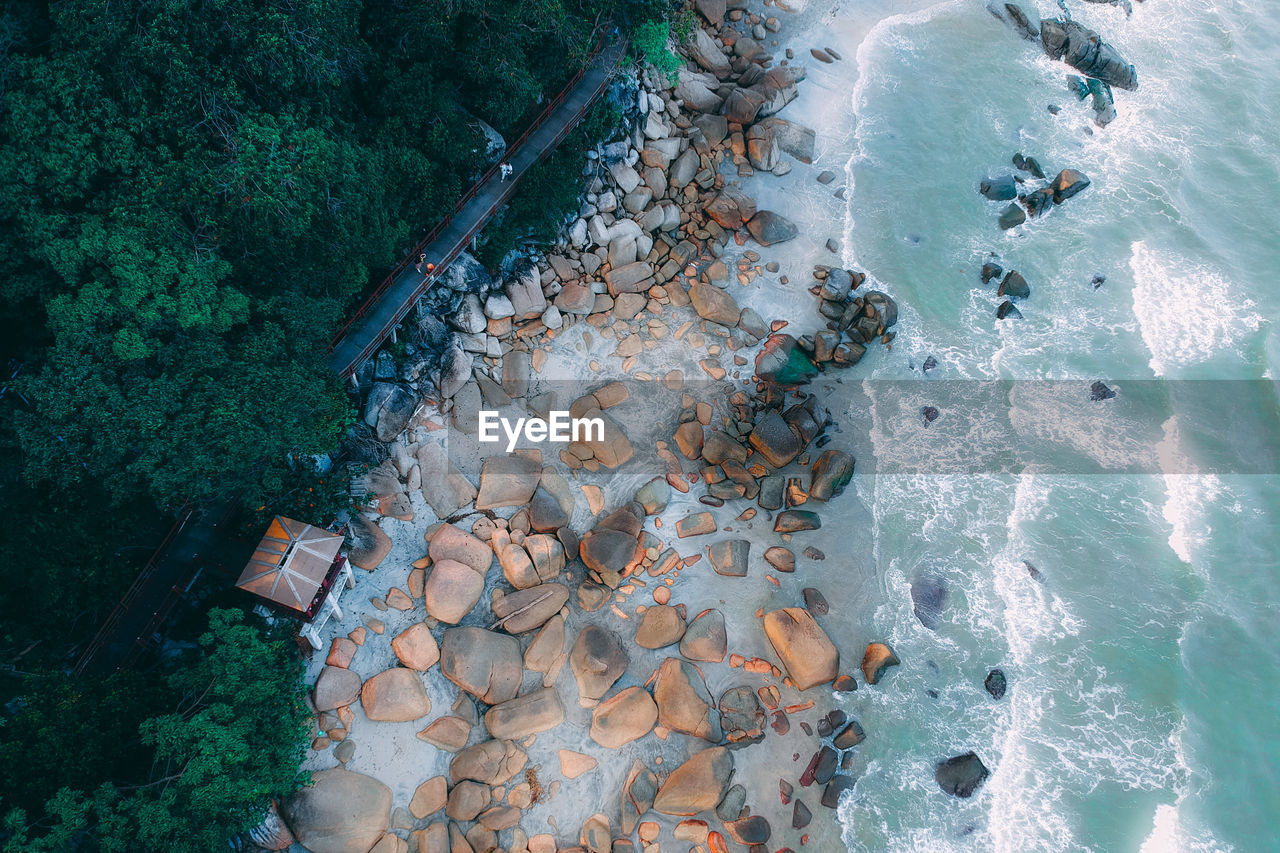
0,0,674,847
0,609,311,852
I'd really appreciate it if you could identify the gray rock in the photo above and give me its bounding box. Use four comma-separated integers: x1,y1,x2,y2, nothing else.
1041,18,1138,91
935,752,990,798
910,573,948,630
980,175,1018,201
747,210,798,246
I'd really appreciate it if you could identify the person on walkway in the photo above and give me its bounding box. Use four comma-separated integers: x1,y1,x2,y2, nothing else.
500,162,512,181
415,253,426,273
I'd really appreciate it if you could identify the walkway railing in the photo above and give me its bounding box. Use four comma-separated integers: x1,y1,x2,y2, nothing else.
71,502,196,676
328,36,626,378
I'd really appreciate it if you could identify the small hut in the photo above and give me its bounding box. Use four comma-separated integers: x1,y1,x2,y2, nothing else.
235,516,352,648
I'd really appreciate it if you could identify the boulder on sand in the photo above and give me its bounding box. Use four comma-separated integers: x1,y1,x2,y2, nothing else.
762,608,838,690
439,627,523,705
422,559,485,625
281,769,391,853
653,747,734,816
450,739,528,786
690,281,742,327
392,623,440,671
570,625,629,701
484,687,566,739
491,583,569,634
654,657,722,742
475,454,542,510
809,450,854,501
348,515,391,571
416,443,477,519
703,186,757,230
746,210,799,246
313,665,361,712
590,686,659,748
680,609,727,662
361,668,431,722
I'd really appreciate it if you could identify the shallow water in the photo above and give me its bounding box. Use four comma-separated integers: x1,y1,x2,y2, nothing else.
753,0,1280,849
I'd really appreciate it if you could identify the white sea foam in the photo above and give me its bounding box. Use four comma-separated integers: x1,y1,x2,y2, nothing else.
1130,241,1262,377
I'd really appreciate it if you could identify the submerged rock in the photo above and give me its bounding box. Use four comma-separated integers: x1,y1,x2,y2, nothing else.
910,573,948,630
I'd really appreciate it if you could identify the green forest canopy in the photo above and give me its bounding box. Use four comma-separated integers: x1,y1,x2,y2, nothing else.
0,0,672,847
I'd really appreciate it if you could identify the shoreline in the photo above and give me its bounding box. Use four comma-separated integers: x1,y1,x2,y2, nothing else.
285,2,932,851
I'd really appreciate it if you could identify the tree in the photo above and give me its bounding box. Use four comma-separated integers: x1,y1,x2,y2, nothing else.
1,609,310,852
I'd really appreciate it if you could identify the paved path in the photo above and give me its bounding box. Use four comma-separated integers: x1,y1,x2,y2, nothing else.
329,40,628,378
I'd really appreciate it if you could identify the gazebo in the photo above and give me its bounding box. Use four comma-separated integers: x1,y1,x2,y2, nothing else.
235,516,352,649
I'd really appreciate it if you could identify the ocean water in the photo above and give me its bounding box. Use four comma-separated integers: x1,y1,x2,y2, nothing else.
768,0,1280,850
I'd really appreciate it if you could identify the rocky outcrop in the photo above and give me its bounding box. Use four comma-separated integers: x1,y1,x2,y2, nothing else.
935,752,990,798
1041,18,1138,91
439,627,523,705
762,608,838,690
654,657,722,741
590,686,659,748
362,668,431,722
653,747,734,816
281,769,391,853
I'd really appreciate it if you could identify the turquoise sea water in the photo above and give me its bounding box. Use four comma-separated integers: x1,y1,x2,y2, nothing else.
822,0,1280,849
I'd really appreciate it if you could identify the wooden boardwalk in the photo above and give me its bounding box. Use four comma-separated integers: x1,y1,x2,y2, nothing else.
328,40,628,378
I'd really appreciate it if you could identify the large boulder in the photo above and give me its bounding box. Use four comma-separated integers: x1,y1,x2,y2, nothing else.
491,582,570,634
416,444,477,519
634,604,687,648
689,281,742,326
762,608,838,690
484,687,566,739
749,409,803,468
450,739,528,785
703,186,757,230
621,760,658,835
570,625,628,701
680,609,727,662
362,668,431,722
653,747,734,816
422,559,485,624
475,454,541,510
674,69,724,114
755,117,815,163
1040,18,1137,90
348,515,392,571
754,334,817,384
654,657,721,741
809,450,854,501
392,623,440,671
282,769,391,853
590,686,659,748
935,752,990,798
861,642,900,684
365,382,418,442
684,27,731,77
314,665,362,712
1050,168,1091,203
428,524,491,574
910,573,948,630
439,627,523,705
746,210,798,246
